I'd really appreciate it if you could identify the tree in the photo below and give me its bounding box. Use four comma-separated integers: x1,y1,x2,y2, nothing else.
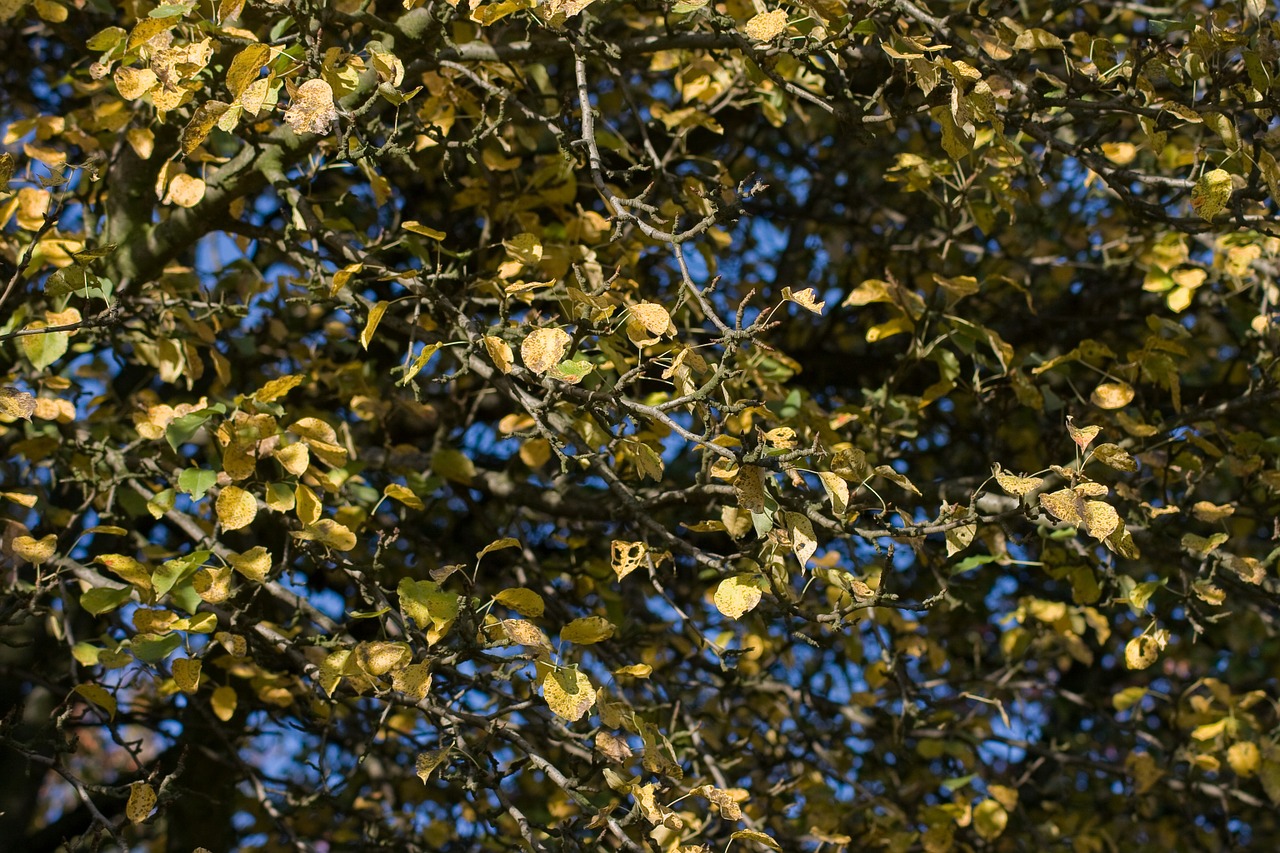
2,0,1280,848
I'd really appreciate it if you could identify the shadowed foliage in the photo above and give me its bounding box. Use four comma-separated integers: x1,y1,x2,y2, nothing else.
2,0,1280,850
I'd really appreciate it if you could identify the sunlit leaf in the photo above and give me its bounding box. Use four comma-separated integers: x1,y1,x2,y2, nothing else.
714,575,763,619
542,665,595,721
284,78,337,135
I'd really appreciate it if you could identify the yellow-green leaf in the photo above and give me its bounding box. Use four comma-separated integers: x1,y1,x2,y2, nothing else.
172,657,201,693
403,221,446,240
1191,168,1232,221
973,799,1008,840
494,587,545,617
73,683,116,720
211,685,237,721
560,616,615,644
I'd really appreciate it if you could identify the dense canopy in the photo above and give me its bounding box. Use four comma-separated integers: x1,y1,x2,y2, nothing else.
2,0,1280,850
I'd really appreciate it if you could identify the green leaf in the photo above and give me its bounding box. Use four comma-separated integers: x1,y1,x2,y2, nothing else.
166,405,225,452
129,632,184,663
80,586,133,615
178,468,218,500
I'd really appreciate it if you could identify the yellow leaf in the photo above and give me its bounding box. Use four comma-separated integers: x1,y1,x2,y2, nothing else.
614,664,652,678
12,533,56,564
1093,443,1137,472
483,335,514,373
331,262,362,295
743,9,787,41
1081,500,1120,540
476,537,520,560
785,511,817,566
631,302,673,336
733,465,767,513
1191,501,1234,523
302,519,357,551
611,539,647,580
114,66,157,100
817,471,849,515
126,782,156,823
1101,142,1137,165
400,342,443,384
0,386,36,420
274,442,310,476
560,615,615,644
782,286,825,314
255,374,304,403
730,829,782,851
502,618,552,649
216,486,257,531
211,685,237,721
165,173,207,208
72,683,116,720
1228,742,1260,777
180,100,229,156
1038,488,1083,526
993,466,1044,498
361,301,389,350
519,438,550,468
403,220,446,240
714,575,763,619
295,483,321,525
283,78,336,135
1125,634,1161,670
543,666,595,721
227,545,271,583
355,640,412,676
415,748,451,782
226,43,270,98
172,657,201,693
520,327,572,375
193,566,231,603
392,661,432,699
96,554,153,591
972,799,1008,840
384,483,425,509
494,587,544,617
431,447,475,485
1091,381,1135,409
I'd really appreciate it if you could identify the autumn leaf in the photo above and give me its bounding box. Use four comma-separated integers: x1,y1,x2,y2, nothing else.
520,327,572,374
216,486,258,531
744,9,787,41
126,782,156,823
542,665,595,721
560,615,615,644
1191,168,1232,221
284,78,337,135
714,575,763,619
